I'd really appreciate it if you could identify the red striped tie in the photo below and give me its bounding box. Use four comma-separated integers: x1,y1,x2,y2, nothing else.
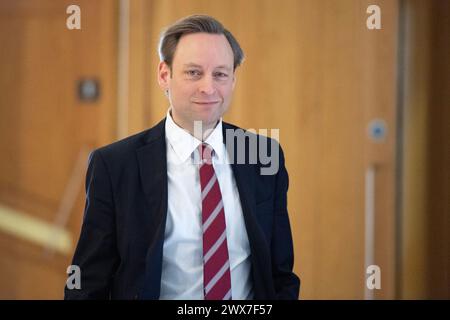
199,143,232,300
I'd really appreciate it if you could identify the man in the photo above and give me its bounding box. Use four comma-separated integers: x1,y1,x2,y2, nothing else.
65,14,299,300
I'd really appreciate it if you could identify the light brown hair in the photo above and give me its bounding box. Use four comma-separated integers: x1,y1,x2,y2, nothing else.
158,14,244,70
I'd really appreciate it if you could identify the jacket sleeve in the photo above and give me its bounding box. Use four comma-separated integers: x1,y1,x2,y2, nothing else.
64,149,119,299
271,145,301,299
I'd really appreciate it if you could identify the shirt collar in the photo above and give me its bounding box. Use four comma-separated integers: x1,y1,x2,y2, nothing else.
165,108,225,163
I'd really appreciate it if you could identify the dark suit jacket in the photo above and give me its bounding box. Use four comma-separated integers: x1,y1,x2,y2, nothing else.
64,118,300,300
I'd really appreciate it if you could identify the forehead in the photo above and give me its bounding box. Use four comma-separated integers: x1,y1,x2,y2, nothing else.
172,33,234,69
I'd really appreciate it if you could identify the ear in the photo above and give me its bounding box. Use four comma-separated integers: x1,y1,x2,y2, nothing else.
157,61,171,90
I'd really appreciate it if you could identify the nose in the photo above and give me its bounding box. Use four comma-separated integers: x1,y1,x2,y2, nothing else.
198,75,216,95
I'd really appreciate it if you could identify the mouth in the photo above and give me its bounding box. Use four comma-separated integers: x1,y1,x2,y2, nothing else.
192,101,220,105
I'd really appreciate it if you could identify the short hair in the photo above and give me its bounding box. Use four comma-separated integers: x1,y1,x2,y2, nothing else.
158,14,244,70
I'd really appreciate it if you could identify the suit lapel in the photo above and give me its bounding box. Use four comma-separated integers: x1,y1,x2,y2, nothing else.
136,118,168,299
222,122,257,223
222,122,275,299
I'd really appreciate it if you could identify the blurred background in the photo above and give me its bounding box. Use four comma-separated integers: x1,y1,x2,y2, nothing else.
0,0,448,299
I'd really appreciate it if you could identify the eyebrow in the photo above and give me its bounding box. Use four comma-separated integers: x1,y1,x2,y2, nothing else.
183,63,232,71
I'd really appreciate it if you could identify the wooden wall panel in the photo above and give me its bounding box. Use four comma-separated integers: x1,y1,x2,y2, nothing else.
3,0,446,300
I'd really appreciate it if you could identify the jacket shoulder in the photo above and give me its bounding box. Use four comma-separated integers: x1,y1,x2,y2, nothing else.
94,118,165,160
222,121,283,151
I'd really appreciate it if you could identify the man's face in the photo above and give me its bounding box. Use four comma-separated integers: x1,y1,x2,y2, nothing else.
158,33,236,132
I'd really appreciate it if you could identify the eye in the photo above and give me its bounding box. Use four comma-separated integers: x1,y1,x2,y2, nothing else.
185,70,201,77
214,72,229,79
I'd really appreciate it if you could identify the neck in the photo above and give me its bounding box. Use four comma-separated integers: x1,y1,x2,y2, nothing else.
191,121,218,141
170,110,218,141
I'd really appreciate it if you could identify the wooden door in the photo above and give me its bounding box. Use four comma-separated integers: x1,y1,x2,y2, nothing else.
0,0,117,298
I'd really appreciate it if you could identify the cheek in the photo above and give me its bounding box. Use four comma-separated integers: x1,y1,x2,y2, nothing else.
171,81,194,99
218,82,234,97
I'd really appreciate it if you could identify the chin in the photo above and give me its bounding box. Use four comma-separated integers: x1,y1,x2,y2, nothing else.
195,111,222,124
197,116,220,127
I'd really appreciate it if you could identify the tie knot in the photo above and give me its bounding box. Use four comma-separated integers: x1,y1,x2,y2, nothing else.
200,143,214,164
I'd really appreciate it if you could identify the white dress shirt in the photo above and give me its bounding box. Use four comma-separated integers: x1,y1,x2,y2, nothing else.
159,109,253,300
